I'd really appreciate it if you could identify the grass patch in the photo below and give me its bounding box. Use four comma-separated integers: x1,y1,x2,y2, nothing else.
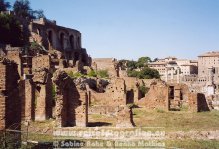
132,108,219,131
96,70,109,78
156,108,165,113
68,70,109,79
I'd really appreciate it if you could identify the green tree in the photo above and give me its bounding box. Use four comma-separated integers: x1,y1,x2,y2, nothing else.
137,67,160,79
13,0,31,18
13,0,45,19
127,69,139,77
33,9,45,19
126,60,137,70
0,14,25,46
0,0,10,11
136,56,151,68
153,57,159,62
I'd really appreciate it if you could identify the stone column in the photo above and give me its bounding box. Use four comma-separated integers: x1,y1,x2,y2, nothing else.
165,68,168,82
21,80,34,121
0,64,6,130
35,84,46,121
177,67,180,83
171,68,174,83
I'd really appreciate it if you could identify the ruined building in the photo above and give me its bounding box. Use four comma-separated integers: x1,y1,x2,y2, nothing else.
138,80,210,112
29,18,91,71
0,16,92,128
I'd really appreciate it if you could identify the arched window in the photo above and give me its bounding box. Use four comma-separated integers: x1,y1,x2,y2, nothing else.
60,33,65,49
37,28,41,35
82,54,87,63
48,30,53,46
77,36,80,48
69,35,74,49
74,52,79,61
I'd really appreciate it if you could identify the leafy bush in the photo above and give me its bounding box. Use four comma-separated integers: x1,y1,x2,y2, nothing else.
52,84,56,101
87,70,97,77
127,69,139,77
126,60,137,70
119,57,152,70
137,67,160,79
127,67,160,79
139,85,149,95
68,71,84,78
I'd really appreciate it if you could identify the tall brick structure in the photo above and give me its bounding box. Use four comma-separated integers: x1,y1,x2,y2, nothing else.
32,55,53,121
52,70,88,127
0,57,21,130
20,79,34,121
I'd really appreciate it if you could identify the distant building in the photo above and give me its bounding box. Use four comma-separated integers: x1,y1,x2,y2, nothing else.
198,51,219,77
148,57,198,83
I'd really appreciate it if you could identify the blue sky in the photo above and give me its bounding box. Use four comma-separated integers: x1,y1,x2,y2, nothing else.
8,0,219,60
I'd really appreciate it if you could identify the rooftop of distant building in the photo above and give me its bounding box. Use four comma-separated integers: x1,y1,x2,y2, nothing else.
198,51,219,57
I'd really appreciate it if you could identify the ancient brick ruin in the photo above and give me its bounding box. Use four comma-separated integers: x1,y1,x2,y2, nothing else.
0,16,212,131
138,80,210,112
116,106,135,127
52,70,88,127
0,16,92,129
0,57,21,130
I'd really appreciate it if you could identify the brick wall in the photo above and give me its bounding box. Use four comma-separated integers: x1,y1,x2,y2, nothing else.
138,81,169,111
20,80,35,120
0,60,21,130
32,55,51,71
